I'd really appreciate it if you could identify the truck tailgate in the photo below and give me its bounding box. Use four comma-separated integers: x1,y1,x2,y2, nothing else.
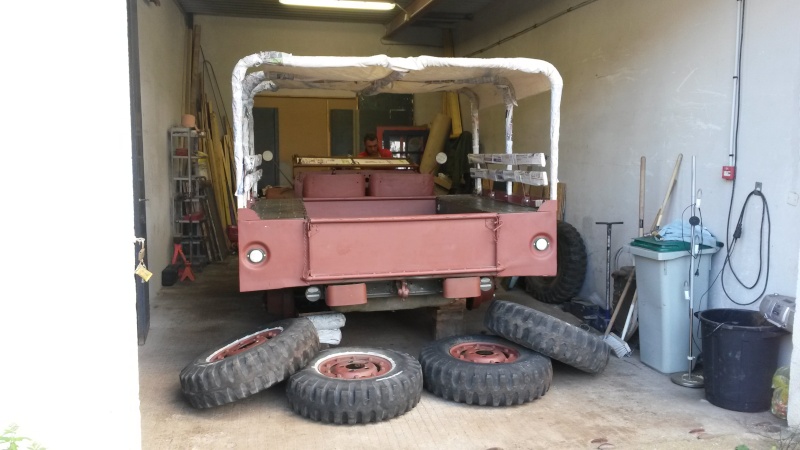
238,196,557,291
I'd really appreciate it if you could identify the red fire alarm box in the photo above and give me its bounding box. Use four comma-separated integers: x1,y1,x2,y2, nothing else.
722,165,735,180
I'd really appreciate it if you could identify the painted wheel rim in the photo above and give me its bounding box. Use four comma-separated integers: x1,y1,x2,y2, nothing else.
449,342,519,364
207,328,282,362
317,353,394,379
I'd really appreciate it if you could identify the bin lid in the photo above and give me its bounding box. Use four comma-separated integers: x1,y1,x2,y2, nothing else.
630,237,721,261
632,236,692,252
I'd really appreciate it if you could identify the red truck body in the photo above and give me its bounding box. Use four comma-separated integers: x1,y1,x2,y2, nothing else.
230,53,564,313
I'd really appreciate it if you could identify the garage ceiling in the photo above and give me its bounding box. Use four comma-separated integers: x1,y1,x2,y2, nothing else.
173,0,494,39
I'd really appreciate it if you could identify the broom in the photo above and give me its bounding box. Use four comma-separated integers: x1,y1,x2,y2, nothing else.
604,271,634,357
650,154,682,237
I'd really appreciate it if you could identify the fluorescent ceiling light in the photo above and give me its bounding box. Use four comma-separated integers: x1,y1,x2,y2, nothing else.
279,0,396,11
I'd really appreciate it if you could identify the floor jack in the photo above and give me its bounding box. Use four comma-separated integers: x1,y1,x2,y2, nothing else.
172,243,195,282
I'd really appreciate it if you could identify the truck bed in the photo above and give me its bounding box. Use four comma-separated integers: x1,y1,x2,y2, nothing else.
238,195,557,292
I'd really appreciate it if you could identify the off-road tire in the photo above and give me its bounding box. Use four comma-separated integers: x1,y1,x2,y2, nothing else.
179,318,320,408
485,300,609,374
419,334,552,406
286,347,422,424
524,221,587,304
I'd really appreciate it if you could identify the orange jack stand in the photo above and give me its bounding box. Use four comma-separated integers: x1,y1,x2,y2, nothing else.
172,243,195,282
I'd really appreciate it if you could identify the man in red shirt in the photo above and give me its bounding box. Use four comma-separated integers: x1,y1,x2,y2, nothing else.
357,133,393,158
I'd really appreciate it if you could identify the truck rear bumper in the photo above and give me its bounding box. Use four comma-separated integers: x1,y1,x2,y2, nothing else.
238,195,557,292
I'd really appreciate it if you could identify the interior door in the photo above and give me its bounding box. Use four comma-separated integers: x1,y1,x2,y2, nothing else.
358,94,414,139
128,0,149,345
253,107,279,193
330,109,355,156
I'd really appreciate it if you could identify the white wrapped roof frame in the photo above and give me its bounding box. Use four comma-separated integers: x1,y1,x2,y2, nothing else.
231,52,562,208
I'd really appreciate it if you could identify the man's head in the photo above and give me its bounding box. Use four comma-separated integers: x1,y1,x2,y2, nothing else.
363,132,380,157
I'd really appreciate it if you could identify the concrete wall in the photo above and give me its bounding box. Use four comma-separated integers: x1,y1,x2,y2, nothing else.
138,0,190,294
793,258,800,424
456,0,799,313
457,0,800,425
194,16,443,123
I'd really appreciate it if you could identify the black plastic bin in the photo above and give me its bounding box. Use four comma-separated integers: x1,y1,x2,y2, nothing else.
698,308,786,412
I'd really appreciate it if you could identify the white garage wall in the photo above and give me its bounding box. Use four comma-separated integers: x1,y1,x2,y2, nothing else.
457,0,800,425
456,0,799,313
138,0,190,295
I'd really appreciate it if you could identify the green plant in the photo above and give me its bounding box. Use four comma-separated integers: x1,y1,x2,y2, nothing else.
751,425,800,450
0,425,45,450
772,426,800,450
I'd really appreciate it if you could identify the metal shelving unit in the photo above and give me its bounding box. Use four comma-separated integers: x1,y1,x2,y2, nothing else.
170,127,210,268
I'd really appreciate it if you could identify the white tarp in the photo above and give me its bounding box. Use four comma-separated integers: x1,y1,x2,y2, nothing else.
232,52,562,206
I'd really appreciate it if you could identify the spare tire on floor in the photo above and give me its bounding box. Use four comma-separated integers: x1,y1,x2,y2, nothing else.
286,347,422,424
485,300,609,374
179,318,320,409
524,220,587,304
419,334,552,406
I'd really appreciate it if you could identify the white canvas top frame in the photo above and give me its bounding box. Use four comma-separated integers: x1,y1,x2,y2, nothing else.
231,52,563,207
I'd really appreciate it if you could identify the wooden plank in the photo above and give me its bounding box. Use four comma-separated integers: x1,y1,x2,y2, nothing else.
433,299,466,340
190,25,202,117
419,113,450,174
556,182,566,221
264,289,296,319
510,182,565,221
200,181,227,259
223,133,238,225
383,0,437,39
209,104,235,226
208,137,230,231
201,122,228,233
183,27,194,114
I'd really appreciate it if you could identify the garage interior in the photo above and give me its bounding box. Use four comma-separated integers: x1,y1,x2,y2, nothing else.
2,0,798,449
140,259,783,448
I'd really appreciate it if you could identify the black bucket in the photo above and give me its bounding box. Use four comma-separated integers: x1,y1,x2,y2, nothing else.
697,308,786,412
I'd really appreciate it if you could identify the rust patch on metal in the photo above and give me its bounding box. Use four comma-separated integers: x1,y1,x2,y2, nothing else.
207,328,281,362
317,353,393,379
449,342,519,364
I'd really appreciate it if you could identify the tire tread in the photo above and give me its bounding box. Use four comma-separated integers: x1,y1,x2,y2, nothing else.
485,300,609,374
419,334,552,406
525,221,587,304
179,318,320,408
286,347,422,424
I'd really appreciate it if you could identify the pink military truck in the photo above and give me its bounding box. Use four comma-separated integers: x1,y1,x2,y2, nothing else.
231,53,572,337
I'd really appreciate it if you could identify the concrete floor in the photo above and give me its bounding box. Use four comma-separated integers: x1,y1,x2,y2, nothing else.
139,258,787,449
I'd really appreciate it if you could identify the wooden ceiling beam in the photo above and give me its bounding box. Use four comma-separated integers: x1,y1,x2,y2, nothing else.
383,0,439,39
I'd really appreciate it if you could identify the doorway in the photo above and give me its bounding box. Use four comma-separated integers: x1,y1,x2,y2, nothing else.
358,93,414,138
128,0,149,345
253,107,279,194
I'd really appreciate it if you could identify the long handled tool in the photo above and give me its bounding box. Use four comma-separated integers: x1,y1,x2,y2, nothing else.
621,290,638,341
639,157,646,237
596,221,622,322
650,153,682,235
622,156,646,341
604,270,634,357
